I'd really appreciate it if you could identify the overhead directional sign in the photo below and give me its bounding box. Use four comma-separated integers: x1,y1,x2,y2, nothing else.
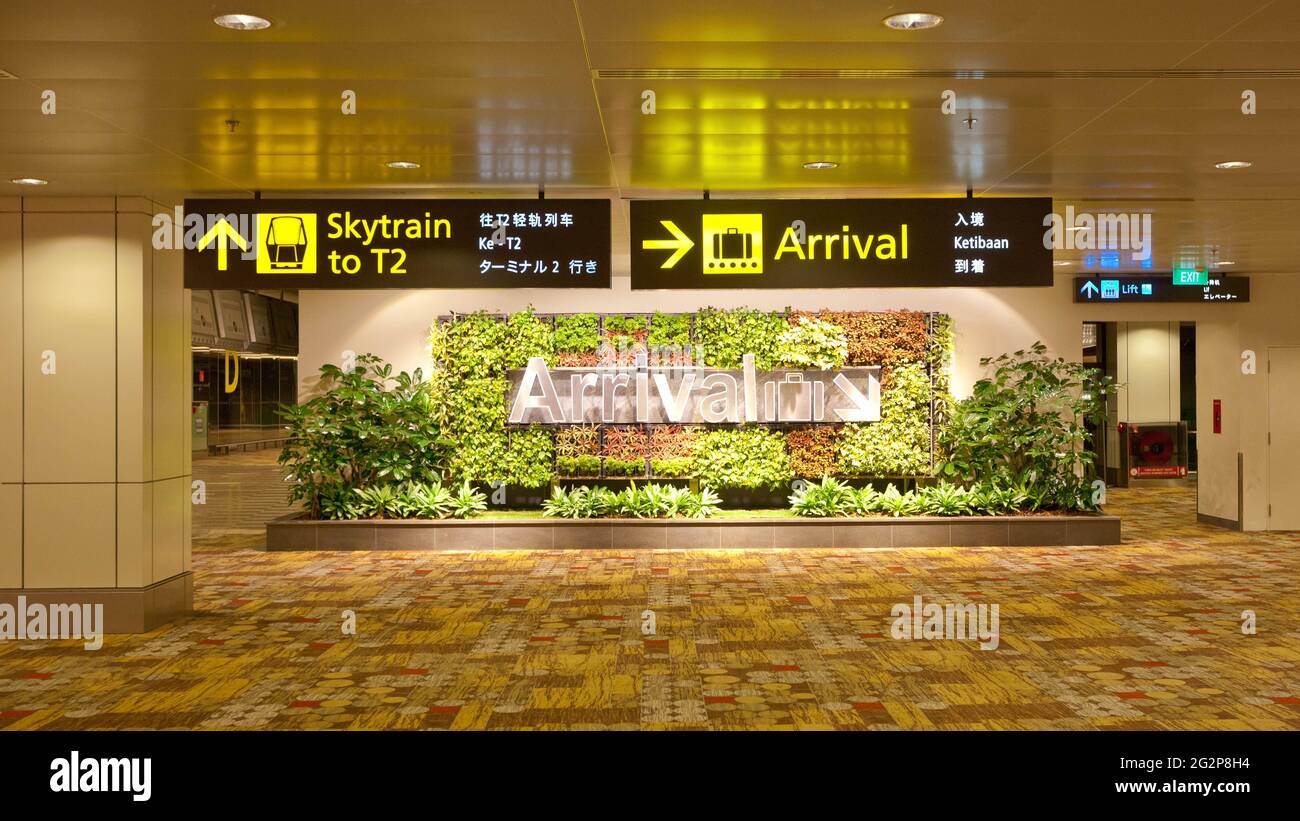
181,199,610,289
1074,275,1249,303
630,197,1053,289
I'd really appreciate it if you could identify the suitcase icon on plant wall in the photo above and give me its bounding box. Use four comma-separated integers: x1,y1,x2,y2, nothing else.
702,213,763,274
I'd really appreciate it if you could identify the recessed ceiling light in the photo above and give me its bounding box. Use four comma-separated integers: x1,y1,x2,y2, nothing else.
882,12,944,30
803,161,838,170
1053,260,1072,266
10,177,48,186
1216,260,1235,266
385,160,421,169
1215,161,1252,169
214,13,272,31
1068,225,1089,232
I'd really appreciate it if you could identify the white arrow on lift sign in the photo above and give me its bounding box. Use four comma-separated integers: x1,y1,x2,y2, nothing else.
1080,280,1099,299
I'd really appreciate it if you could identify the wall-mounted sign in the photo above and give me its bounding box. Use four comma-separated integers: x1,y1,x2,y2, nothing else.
630,197,1053,289
181,199,610,289
507,355,881,425
1074,275,1249,303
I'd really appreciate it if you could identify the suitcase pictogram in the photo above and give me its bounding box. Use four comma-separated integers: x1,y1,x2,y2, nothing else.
714,227,752,261
702,213,763,273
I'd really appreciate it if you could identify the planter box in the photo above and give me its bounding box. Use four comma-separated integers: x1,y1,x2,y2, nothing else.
267,513,1121,551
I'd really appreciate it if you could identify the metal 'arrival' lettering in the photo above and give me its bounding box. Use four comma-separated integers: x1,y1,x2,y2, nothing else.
506,353,881,425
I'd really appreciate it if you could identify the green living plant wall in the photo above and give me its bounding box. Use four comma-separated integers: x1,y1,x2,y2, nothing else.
427,307,955,494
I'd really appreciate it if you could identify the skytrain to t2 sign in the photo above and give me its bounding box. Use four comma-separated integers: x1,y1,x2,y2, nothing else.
180,199,610,289
630,197,1053,289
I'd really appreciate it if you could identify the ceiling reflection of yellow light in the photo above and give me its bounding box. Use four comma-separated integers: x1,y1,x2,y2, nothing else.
629,92,915,187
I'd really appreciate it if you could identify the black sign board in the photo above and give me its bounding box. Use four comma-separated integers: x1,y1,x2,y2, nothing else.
630,197,1053,289
182,199,610,289
1073,275,1250,303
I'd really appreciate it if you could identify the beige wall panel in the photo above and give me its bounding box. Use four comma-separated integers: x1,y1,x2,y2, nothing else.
151,246,186,481
23,483,116,588
0,198,20,213
0,214,21,484
151,476,185,583
116,481,153,588
1118,322,1180,423
0,484,20,588
182,287,193,478
1195,322,1240,523
116,214,154,483
182,478,192,573
22,197,116,213
23,212,117,483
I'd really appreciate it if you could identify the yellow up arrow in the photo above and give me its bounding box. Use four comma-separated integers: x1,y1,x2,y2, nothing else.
198,218,250,271
642,219,694,269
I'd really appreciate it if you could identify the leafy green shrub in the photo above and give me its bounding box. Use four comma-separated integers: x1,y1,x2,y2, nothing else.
554,313,599,354
650,457,692,478
776,315,848,369
278,355,448,519
429,312,506,379
544,483,720,519
502,307,554,368
603,457,645,477
929,313,956,436
837,363,932,476
692,428,793,489
315,480,476,521
543,485,618,518
603,314,647,335
694,307,786,368
648,312,691,347
878,483,924,517
789,477,856,517
557,454,602,477
916,481,974,516
502,428,555,487
940,342,1117,511
451,481,488,518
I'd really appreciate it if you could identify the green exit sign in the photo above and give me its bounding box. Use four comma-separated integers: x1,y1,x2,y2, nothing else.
1173,268,1208,286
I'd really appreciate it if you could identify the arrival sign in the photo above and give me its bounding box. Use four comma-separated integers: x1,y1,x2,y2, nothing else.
180,198,610,289
630,197,1053,289
507,354,881,425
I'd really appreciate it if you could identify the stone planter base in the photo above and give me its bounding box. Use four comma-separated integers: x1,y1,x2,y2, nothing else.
267,514,1121,551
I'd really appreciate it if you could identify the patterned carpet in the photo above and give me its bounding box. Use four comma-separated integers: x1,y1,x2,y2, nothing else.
2,452,1297,730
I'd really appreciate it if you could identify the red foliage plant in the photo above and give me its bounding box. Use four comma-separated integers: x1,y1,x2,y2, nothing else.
788,310,929,367
601,426,649,461
786,426,840,478
649,425,699,459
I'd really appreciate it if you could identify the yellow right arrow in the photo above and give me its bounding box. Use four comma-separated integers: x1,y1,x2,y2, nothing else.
198,218,250,271
642,219,694,269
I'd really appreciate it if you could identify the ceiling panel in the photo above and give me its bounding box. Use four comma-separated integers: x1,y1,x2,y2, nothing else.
1,0,1298,272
